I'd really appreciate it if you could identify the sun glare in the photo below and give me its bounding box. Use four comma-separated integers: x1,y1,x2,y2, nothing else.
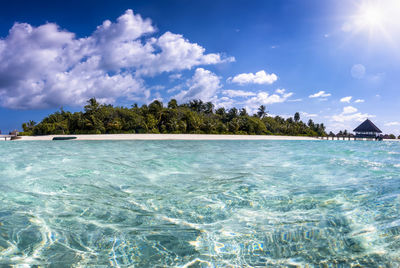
354,2,386,33
358,5,384,28
343,0,400,46
350,0,400,35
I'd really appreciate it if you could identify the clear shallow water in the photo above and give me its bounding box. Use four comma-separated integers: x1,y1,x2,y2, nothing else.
0,140,400,267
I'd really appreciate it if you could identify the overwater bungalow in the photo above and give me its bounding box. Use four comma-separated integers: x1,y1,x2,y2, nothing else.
353,119,382,140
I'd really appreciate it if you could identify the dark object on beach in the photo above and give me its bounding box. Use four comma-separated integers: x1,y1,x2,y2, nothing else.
353,119,382,140
9,130,19,136
52,137,77,140
10,136,21,140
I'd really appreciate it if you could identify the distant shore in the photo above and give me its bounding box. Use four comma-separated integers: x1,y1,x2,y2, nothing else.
17,134,319,141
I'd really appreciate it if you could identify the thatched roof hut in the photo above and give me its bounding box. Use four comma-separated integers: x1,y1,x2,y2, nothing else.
353,119,382,139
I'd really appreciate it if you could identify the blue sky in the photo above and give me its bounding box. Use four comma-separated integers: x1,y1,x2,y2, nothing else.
0,0,399,134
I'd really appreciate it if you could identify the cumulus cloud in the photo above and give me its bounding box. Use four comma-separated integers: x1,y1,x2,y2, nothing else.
138,32,234,76
228,70,278,85
340,96,352,103
342,106,358,114
173,68,221,103
214,96,235,109
309,91,331,98
244,89,293,113
354,99,365,103
331,106,374,123
222,89,256,98
0,9,233,109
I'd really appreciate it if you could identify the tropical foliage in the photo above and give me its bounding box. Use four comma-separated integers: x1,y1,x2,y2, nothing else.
21,98,327,136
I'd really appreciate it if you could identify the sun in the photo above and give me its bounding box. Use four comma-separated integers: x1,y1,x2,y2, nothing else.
354,2,386,32
358,5,384,28
340,1,400,52
350,0,400,34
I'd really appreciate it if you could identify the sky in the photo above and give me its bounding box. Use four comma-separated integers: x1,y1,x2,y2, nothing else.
0,0,399,135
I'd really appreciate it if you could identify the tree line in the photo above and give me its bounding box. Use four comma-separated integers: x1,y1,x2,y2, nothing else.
21,98,327,136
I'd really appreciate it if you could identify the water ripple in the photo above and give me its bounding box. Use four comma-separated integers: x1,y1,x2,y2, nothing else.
0,140,399,266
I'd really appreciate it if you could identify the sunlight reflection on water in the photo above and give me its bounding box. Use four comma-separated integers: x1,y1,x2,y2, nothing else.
0,140,399,266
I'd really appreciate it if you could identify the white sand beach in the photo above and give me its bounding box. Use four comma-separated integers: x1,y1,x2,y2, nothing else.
18,134,319,141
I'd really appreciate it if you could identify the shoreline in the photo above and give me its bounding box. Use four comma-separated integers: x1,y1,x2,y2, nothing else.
17,134,319,141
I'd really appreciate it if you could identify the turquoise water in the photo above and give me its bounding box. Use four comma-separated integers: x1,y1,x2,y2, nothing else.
0,140,400,267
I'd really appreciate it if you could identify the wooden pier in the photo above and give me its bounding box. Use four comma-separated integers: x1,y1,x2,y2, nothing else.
1,135,11,141
317,136,382,141
0,135,20,141
318,136,355,140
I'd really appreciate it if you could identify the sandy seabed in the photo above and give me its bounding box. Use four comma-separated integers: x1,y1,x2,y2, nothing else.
18,134,319,141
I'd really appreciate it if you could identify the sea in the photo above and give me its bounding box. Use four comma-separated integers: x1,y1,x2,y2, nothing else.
0,140,399,267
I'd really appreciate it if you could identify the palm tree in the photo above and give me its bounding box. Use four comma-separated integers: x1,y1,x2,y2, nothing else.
239,108,248,116
257,105,267,118
204,102,214,114
307,119,315,129
84,98,100,113
149,100,164,123
167,99,178,109
228,108,238,120
294,112,300,123
189,100,204,113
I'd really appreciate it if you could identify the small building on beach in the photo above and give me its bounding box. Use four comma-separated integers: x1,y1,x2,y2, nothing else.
9,130,19,136
353,119,382,140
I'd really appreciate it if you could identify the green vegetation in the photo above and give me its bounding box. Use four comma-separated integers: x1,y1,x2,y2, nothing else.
385,134,397,139
21,98,327,136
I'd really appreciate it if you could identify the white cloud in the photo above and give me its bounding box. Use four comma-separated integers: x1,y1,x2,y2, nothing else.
385,122,400,126
173,68,221,103
309,91,331,98
222,89,256,98
214,96,235,109
0,9,233,109
368,72,385,83
301,112,317,117
137,32,234,76
351,64,366,79
354,99,365,103
343,106,358,114
332,112,374,123
340,96,352,103
149,85,165,91
331,106,374,123
228,70,278,85
166,84,183,94
244,89,293,113
169,73,182,81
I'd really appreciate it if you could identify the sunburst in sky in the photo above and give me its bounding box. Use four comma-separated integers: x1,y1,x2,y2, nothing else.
348,0,400,42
